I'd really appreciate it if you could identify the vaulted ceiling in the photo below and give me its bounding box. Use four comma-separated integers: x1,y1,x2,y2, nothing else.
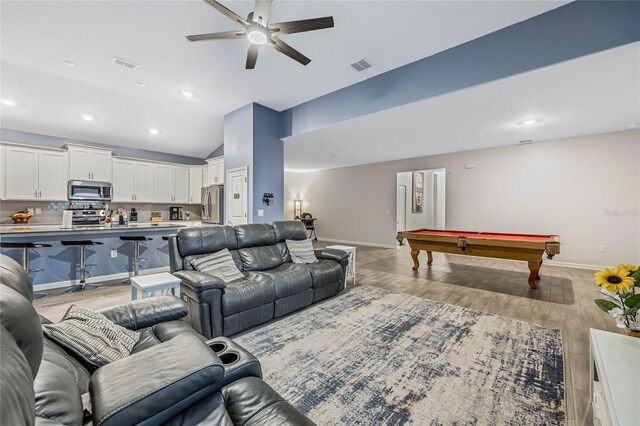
1,0,566,158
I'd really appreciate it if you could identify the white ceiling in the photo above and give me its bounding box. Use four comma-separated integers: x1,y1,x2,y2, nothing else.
0,0,567,158
284,42,640,171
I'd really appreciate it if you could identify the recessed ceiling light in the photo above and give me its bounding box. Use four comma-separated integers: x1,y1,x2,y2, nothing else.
178,90,195,99
81,114,96,122
1,99,16,107
147,128,160,135
63,60,76,67
517,118,543,126
136,82,147,88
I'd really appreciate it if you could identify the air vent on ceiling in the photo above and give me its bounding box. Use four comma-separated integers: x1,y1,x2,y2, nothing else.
350,59,372,72
518,139,534,145
112,57,138,70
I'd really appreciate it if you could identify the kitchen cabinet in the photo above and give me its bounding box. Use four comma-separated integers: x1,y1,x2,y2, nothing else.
3,145,67,200
112,159,154,202
153,164,190,203
206,157,224,185
67,145,112,182
189,166,204,204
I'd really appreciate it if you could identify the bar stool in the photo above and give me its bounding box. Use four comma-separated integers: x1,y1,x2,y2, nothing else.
60,240,104,292
120,236,152,281
0,242,52,299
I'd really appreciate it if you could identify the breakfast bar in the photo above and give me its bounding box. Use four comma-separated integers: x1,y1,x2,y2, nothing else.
0,222,201,290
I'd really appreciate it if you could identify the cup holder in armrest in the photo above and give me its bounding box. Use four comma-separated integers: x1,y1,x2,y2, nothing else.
209,342,227,354
218,351,239,365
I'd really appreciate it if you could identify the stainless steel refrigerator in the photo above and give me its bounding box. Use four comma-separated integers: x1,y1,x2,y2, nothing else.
201,185,224,224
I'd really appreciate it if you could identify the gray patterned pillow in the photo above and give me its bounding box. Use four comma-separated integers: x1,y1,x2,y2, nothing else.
42,305,140,369
286,239,318,264
190,249,245,283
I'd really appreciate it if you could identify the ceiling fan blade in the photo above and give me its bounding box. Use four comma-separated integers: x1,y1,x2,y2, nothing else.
186,31,246,41
203,0,249,26
246,44,260,69
269,16,334,35
272,37,310,66
252,0,272,25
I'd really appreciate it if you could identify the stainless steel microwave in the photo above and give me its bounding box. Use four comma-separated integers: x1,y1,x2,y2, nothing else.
67,180,112,201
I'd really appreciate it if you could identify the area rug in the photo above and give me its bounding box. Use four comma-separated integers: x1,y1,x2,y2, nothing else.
235,286,565,425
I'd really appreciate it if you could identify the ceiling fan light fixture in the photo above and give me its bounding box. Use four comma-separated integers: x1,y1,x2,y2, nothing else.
247,28,268,45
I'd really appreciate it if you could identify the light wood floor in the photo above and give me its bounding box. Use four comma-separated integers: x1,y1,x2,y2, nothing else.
34,242,617,426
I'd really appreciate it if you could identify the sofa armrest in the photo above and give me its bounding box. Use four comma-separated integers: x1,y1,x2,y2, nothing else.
98,296,188,330
173,270,227,292
314,248,349,264
90,334,224,426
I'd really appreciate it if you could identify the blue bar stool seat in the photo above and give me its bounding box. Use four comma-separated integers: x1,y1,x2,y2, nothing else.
0,242,52,299
60,240,104,292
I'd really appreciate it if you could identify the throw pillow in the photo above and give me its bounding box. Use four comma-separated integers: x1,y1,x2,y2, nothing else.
190,249,245,283
42,305,140,369
286,239,318,264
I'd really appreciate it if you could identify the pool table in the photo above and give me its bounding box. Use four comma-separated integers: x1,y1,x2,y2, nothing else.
396,229,560,289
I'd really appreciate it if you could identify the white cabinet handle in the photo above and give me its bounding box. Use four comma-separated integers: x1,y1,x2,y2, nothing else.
39,190,42,198
35,190,38,198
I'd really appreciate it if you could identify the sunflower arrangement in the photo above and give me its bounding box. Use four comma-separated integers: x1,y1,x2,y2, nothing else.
594,264,640,334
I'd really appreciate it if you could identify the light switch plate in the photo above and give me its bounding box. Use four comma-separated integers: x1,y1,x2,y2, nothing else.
257,209,264,217
110,249,118,258
35,208,42,214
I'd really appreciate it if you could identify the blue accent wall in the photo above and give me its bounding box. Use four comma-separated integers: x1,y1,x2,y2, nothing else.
252,104,284,223
223,103,285,224
281,0,640,137
207,144,224,159
0,128,206,165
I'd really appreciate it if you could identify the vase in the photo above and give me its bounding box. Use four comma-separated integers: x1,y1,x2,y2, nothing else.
627,330,640,338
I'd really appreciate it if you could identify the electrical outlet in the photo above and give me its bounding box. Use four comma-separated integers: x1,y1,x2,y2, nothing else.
35,208,42,214
599,245,607,253
27,208,34,214
110,249,118,258
354,228,359,234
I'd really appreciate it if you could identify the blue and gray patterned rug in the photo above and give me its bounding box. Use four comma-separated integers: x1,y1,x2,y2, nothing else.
235,286,565,425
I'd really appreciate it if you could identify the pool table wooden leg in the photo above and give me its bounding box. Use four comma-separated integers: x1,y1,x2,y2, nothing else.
411,249,420,270
427,251,433,265
527,261,540,289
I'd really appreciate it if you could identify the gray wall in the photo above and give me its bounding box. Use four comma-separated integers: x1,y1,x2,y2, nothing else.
285,130,640,267
1,128,206,165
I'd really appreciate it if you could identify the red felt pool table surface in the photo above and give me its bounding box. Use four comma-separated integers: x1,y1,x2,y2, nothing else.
404,229,558,242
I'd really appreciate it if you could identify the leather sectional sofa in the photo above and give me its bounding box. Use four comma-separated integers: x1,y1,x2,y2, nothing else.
0,254,315,426
169,220,349,338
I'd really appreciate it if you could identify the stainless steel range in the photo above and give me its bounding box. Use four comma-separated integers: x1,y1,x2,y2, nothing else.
68,206,107,225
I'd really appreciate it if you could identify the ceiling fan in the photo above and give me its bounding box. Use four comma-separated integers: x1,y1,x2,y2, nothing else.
186,0,334,69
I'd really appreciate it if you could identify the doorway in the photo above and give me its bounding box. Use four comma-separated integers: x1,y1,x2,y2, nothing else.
226,166,248,226
396,185,406,233
396,168,446,235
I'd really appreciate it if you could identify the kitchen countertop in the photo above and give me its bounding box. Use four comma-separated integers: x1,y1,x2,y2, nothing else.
0,220,202,236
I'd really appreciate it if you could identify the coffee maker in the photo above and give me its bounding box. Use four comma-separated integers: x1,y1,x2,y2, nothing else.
169,206,183,221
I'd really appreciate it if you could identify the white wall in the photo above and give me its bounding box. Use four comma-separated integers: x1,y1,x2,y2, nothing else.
284,130,640,266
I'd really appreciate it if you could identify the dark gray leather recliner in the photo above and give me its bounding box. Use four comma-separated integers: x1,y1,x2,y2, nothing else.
0,254,315,426
170,220,349,338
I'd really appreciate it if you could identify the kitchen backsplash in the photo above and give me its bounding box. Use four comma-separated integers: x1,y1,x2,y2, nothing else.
0,201,201,225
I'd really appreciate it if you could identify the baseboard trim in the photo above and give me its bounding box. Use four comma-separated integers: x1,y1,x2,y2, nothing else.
316,237,396,249
34,266,170,291
542,260,604,271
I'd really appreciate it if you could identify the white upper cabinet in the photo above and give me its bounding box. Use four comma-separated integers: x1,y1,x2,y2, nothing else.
37,151,68,200
134,162,154,202
189,166,204,204
154,164,173,203
174,167,190,204
3,145,67,201
112,159,135,202
206,157,224,185
153,164,190,203
67,145,112,181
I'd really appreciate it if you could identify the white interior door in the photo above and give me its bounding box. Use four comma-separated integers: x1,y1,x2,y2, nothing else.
226,167,247,225
396,185,406,232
